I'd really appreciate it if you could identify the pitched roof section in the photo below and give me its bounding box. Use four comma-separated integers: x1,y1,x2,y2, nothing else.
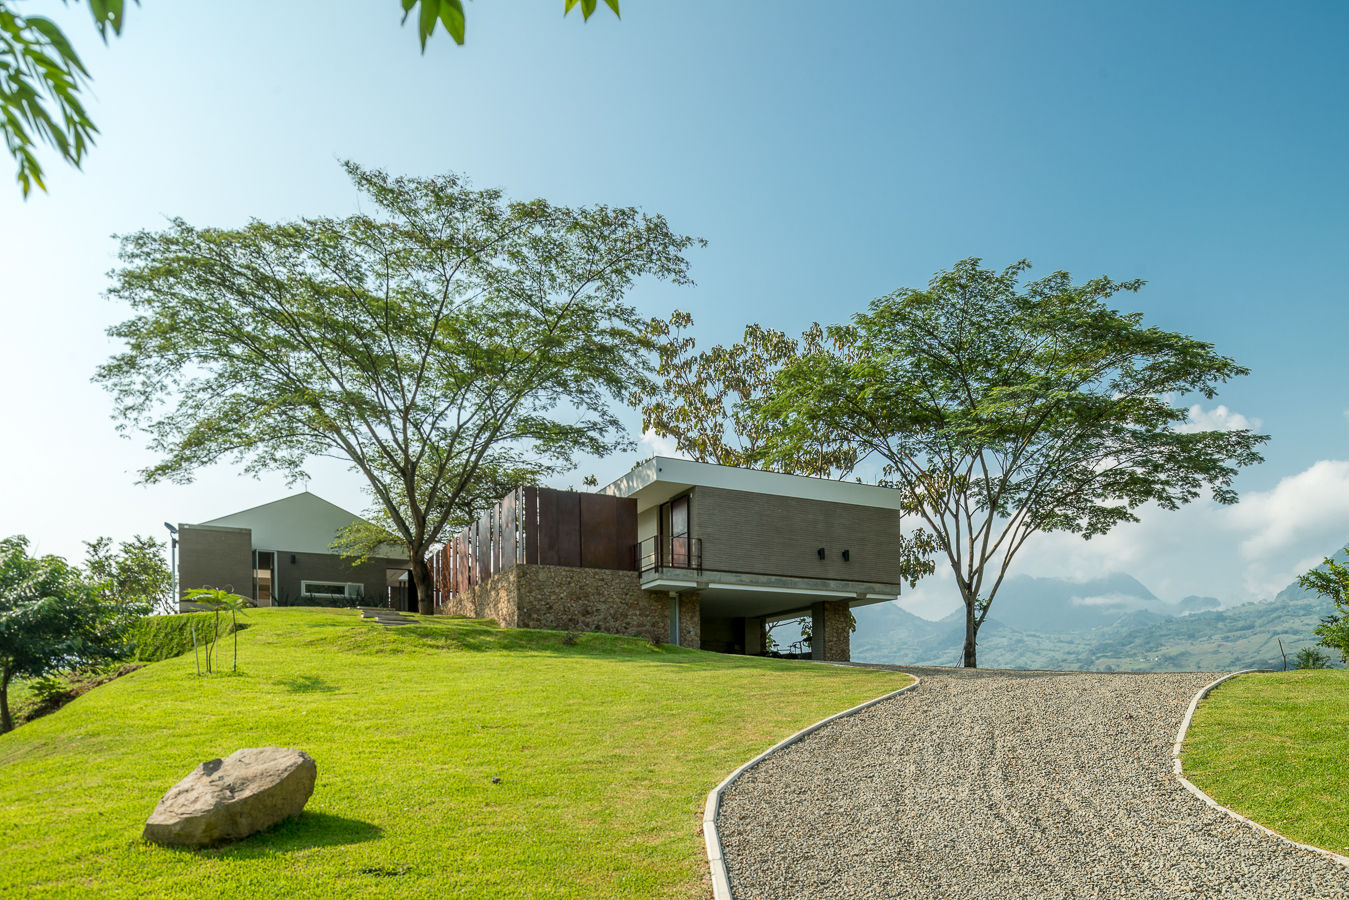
601,457,904,513
197,491,406,559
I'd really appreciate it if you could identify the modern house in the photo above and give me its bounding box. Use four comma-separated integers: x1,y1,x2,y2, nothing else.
175,492,409,609
436,457,906,662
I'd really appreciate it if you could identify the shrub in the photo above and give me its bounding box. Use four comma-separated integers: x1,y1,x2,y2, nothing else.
1294,647,1332,669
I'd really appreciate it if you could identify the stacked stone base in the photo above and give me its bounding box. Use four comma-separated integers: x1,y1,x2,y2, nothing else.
439,564,701,648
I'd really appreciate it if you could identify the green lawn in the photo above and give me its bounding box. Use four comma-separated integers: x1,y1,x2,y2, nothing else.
1182,669,1349,857
0,608,908,899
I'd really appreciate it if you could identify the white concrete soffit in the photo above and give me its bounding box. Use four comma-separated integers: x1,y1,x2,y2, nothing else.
601,457,903,511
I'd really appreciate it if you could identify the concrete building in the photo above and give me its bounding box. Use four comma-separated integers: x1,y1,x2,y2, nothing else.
437,458,906,662
176,492,409,609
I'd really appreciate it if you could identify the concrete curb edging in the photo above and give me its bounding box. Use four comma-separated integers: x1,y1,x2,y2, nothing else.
1172,669,1349,868
702,674,922,900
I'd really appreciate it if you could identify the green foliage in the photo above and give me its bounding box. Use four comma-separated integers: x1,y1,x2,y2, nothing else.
638,310,855,476
0,1,130,196
97,162,698,612
125,612,237,663
0,535,132,732
4,2,616,197
83,534,171,616
331,457,554,564
183,588,250,674
759,258,1267,667
402,0,619,48
0,607,905,898
1296,557,1349,663
1294,646,1332,669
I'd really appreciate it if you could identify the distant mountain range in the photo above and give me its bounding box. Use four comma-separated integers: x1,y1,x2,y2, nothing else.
852,557,1340,672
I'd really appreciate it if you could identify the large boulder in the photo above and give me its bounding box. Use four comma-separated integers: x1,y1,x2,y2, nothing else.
143,747,317,847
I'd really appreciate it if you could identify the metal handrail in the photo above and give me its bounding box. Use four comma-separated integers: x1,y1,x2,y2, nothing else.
633,535,702,575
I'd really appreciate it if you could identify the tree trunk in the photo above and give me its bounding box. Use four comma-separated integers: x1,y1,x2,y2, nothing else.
0,670,12,734
412,552,436,616
962,597,978,668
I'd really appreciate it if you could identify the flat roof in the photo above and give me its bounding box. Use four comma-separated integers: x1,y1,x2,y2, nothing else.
600,456,903,513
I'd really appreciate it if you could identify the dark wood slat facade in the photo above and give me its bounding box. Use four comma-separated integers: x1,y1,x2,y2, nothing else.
435,486,638,599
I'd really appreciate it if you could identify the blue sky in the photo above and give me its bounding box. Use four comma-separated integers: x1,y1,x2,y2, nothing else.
2,1,1346,617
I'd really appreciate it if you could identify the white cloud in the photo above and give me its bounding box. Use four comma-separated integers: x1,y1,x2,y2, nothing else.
1177,403,1261,434
902,458,1349,619
638,430,688,460
1229,459,1349,559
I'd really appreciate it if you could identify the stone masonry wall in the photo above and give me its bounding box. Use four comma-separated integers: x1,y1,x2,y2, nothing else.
677,593,700,649
516,565,671,644
812,600,852,662
438,565,696,647
438,566,521,627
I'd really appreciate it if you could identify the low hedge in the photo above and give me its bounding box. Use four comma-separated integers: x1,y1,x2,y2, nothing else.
126,613,243,663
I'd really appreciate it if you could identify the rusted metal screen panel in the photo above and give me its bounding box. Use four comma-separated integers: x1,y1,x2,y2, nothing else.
579,492,619,570
466,528,477,591
615,497,638,572
554,490,582,567
523,486,539,565
537,488,562,566
501,488,519,570
475,514,490,583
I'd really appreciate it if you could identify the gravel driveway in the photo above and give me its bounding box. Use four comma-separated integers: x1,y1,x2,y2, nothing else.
715,667,1348,900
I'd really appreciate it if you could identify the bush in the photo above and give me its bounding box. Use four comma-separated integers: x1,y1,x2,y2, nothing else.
1295,647,1332,669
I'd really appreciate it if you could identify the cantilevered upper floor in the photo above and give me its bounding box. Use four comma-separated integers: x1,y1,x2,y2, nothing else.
600,457,905,621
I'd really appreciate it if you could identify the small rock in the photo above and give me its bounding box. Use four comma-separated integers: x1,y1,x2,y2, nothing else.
143,747,316,847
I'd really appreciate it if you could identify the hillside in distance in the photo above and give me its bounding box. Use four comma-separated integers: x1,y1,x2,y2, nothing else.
853,564,1338,672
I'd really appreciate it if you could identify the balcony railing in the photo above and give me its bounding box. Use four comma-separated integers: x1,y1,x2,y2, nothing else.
634,536,702,576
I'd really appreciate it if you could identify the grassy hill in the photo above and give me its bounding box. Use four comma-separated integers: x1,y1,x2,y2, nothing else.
0,608,907,899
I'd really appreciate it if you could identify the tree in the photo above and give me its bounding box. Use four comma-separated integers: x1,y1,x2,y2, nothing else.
1296,556,1349,664
637,310,857,477
0,536,126,733
3,1,617,196
97,162,698,614
83,534,172,616
758,258,1267,667
331,455,554,566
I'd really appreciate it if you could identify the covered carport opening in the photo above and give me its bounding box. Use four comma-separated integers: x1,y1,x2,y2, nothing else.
696,586,824,657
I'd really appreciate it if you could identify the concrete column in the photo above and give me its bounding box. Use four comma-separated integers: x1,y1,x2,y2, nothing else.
743,616,764,655
668,591,681,646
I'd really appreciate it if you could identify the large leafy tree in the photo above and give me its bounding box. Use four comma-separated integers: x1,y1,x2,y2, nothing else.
1296,556,1349,664
97,162,697,614
0,536,124,733
758,258,1267,667
3,0,617,196
636,310,856,477
83,534,171,616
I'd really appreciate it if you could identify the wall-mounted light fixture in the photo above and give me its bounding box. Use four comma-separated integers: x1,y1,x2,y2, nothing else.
817,547,826,560
842,549,851,562
290,554,297,564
